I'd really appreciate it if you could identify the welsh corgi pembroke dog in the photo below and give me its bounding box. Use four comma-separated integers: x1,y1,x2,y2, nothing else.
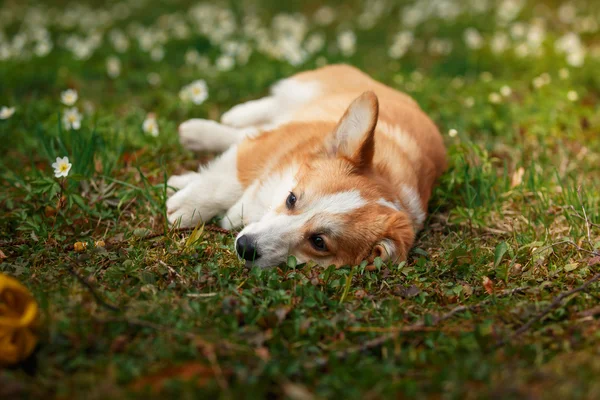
167,64,446,268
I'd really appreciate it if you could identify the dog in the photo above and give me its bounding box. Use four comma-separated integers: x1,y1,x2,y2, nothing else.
166,64,446,268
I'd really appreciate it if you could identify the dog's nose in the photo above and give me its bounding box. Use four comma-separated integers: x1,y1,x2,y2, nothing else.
236,235,261,261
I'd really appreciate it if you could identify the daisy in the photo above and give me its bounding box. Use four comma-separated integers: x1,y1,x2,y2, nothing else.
189,79,208,105
488,92,502,104
142,114,159,137
500,86,512,97
106,56,121,78
337,30,356,57
51,156,72,178
62,107,82,130
0,106,15,120
61,89,78,106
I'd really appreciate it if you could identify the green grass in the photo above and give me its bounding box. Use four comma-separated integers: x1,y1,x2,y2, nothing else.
1,0,600,398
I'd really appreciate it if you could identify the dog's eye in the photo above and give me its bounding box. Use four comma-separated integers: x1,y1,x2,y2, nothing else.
310,235,327,251
286,192,297,209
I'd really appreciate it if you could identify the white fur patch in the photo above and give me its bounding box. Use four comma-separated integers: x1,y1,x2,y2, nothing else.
221,164,300,229
237,189,367,268
377,198,402,211
178,119,256,152
265,78,321,129
270,78,320,106
377,238,397,261
167,146,242,227
221,78,321,134
378,122,421,166
220,97,278,128
400,185,426,228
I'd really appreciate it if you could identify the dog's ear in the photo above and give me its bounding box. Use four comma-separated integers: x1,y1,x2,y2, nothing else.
326,91,379,170
369,211,414,264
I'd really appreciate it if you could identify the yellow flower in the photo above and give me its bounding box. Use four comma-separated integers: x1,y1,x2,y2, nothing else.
0,273,39,366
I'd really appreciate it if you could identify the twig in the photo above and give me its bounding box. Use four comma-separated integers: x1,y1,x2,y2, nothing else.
66,264,121,312
96,316,247,353
569,210,600,229
0,239,29,247
136,225,231,242
306,286,530,368
495,272,600,347
533,239,599,257
576,186,595,249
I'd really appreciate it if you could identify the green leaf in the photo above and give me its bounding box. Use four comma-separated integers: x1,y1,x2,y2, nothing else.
287,255,297,269
494,242,509,268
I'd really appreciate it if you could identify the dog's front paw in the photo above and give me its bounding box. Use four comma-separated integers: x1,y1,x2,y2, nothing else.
166,185,203,228
178,119,212,151
167,172,200,192
220,105,252,128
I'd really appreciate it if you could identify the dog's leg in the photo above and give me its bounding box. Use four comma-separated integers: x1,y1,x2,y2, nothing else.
219,181,263,230
221,78,320,129
178,119,257,152
221,96,278,128
167,171,201,191
166,146,242,227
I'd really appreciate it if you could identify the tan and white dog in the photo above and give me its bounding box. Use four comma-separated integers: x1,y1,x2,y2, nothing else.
167,64,446,268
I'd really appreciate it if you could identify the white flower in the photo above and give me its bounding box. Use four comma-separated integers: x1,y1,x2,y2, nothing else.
559,68,570,80
61,89,78,106
428,38,452,56
51,156,72,178
500,85,512,97
488,92,502,104
62,107,82,130
150,47,165,62
106,56,121,78
532,73,551,89
566,50,585,67
185,49,201,65
0,106,15,120
180,80,209,105
142,114,159,137
464,97,475,108
491,32,509,54
34,40,53,57
567,90,579,102
304,33,325,54
497,0,524,24
448,129,458,138
480,72,493,83
313,6,336,26
337,30,356,57
451,77,464,89
216,54,234,71
558,3,577,24
147,72,161,86
510,22,526,39
464,28,483,50
389,31,414,59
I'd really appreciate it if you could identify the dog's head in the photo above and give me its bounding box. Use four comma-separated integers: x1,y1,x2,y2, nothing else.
235,91,415,268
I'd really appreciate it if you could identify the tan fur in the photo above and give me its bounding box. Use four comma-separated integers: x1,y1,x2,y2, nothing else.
236,65,446,266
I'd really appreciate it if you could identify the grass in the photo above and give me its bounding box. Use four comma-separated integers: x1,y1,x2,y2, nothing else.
1,0,600,398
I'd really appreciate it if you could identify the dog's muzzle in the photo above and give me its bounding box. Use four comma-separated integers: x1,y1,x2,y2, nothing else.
235,234,261,261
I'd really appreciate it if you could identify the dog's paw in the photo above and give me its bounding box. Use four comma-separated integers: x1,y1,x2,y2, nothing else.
221,98,275,128
166,186,203,228
221,104,253,128
167,172,200,192
178,119,221,151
